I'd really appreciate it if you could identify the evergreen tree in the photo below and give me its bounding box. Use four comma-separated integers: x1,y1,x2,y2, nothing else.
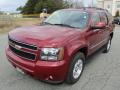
17,0,70,14
34,1,43,14
22,0,38,14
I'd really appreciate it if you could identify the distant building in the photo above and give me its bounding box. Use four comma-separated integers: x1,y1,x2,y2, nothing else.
3,12,23,18
97,0,120,16
11,13,22,18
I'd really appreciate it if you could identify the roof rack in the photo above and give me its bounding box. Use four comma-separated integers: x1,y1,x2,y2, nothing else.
78,7,104,10
79,7,108,12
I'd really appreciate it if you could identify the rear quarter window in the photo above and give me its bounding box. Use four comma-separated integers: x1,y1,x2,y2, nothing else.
99,12,108,24
91,12,100,26
105,11,113,24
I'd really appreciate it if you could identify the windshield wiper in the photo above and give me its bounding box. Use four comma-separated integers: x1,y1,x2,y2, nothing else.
43,22,77,28
43,22,54,25
53,24,76,28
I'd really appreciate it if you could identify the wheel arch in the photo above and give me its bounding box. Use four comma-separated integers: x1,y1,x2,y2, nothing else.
70,46,88,60
110,32,114,39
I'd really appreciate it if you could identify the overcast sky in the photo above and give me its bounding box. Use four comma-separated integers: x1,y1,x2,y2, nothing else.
0,0,27,12
0,0,97,12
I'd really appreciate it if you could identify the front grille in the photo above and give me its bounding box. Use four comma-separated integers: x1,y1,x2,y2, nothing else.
9,38,37,50
9,45,36,60
8,37,37,61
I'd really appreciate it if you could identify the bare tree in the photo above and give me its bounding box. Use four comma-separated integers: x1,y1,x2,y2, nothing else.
87,0,97,7
66,0,84,8
74,0,84,8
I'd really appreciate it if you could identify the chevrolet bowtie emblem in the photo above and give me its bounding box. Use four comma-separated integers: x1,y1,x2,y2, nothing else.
14,45,22,50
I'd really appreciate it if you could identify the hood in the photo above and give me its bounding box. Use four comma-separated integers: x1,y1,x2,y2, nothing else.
9,25,81,47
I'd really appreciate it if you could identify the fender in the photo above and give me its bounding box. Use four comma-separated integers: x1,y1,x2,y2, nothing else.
67,40,88,60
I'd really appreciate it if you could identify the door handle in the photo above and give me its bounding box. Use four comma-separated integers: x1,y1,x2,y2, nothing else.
106,26,109,28
98,30,102,33
93,29,99,32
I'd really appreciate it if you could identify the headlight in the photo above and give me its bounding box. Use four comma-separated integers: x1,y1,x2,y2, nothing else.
40,47,64,61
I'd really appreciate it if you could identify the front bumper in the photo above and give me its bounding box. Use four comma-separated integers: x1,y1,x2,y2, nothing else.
6,47,68,83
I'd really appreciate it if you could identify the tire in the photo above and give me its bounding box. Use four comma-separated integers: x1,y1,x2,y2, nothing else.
103,37,112,53
66,52,85,84
118,22,120,25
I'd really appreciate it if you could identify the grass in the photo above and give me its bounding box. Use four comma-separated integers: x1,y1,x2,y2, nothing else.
0,17,41,34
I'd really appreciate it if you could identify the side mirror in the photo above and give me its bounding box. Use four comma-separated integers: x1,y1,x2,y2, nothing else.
91,22,106,29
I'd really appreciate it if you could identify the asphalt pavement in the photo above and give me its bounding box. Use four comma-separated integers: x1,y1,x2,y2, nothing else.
0,26,120,90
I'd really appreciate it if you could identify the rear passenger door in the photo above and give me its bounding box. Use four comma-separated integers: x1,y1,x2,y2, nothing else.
99,12,109,46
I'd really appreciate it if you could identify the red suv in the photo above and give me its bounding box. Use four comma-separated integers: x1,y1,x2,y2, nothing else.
6,8,115,84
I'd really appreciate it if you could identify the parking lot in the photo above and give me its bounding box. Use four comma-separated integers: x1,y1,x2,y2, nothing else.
0,26,120,90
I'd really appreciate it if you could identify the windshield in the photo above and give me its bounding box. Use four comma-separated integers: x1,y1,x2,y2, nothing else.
44,10,89,29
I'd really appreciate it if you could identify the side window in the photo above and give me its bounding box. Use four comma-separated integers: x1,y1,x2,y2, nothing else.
99,12,108,24
105,11,113,23
91,13,100,26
